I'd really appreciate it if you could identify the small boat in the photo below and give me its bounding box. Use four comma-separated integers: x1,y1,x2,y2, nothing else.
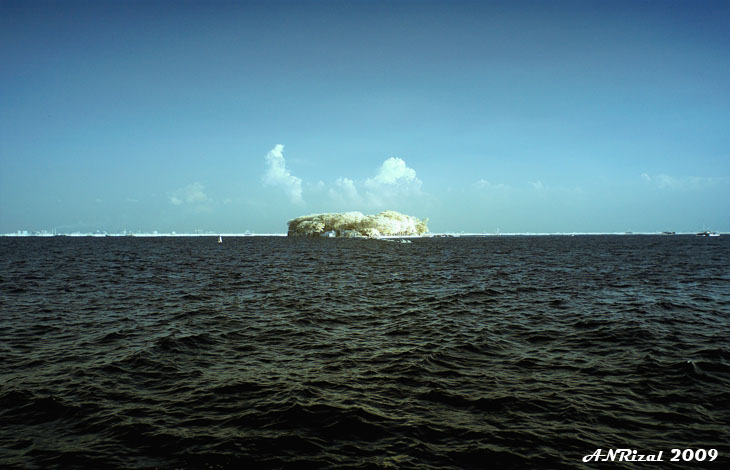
218,235,223,243
696,231,719,237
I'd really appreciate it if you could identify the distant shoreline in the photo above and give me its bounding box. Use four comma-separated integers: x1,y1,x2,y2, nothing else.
1,232,725,238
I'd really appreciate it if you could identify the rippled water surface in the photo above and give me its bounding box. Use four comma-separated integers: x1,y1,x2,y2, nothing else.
1,235,729,469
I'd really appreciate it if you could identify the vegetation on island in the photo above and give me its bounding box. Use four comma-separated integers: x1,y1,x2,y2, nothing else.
287,211,429,238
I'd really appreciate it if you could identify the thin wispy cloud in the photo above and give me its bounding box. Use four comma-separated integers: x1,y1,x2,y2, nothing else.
262,144,303,204
169,182,210,205
473,178,582,199
473,179,510,191
641,173,729,191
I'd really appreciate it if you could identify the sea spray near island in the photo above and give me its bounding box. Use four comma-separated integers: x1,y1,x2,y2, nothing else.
1,235,729,469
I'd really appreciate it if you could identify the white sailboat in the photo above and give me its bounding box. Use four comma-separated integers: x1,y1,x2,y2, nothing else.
218,235,223,244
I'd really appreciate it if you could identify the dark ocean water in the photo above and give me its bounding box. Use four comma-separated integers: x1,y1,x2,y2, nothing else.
1,235,729,469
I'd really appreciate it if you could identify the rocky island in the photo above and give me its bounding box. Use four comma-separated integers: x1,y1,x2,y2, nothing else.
287,211,429,238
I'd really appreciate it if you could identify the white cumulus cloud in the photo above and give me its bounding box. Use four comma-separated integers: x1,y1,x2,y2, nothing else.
262,144,303,204
329,177,361,204
364,157,422,205
367,157,418,185
169,182,210,205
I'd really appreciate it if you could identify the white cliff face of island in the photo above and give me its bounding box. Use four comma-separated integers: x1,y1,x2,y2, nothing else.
287,211,429,238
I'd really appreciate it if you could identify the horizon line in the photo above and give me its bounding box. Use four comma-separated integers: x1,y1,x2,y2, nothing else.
2,231,725,238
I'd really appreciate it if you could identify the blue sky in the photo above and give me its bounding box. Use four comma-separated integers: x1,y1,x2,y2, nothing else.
1,0,728,233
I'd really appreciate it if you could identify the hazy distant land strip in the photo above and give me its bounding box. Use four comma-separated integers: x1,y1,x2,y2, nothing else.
2,231,723,237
